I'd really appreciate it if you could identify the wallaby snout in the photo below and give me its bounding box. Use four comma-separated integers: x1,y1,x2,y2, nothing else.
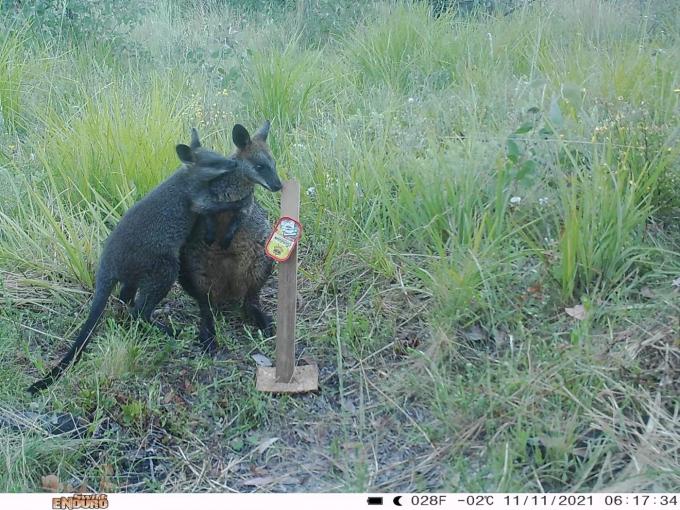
262,172,283,192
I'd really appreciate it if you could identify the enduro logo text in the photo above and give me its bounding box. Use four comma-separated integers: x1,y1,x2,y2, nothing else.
52,494,109,509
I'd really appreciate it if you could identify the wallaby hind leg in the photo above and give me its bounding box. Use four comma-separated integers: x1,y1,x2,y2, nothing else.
131,260,177,336
244,290,274,338
242,252,275,337
119,284,137,306
197,297,218,353
177,264,217,352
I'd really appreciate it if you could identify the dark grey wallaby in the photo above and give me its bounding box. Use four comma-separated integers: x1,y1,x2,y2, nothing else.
179,121,282,351
28,131,251,394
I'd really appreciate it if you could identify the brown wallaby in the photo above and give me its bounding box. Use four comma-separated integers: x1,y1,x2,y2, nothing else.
27,130,251,394
179,121,282,351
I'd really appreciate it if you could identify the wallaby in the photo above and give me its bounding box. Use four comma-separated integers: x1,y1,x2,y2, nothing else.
179,121,282,351
27,130,251,394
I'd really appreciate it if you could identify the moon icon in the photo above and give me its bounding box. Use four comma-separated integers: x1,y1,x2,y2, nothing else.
393,496,403,506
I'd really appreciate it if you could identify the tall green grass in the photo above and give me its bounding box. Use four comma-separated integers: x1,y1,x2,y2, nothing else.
0,28,28,134
36,78,187,208
553,151,653,298
343,4,458,93
0,174,115,286
1,0,676,309
245,38,327,132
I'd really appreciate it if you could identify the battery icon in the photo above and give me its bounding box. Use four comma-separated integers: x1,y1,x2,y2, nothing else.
367,496,384,505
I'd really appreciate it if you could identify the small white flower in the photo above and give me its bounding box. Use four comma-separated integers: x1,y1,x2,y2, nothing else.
510,196,522,205
306,186,316,198
407,97,415,103
30,153,36,161
538,197,549,206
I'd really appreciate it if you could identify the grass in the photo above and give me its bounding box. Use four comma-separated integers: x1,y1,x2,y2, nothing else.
0,25,28,135
38,81,187,206
247,37,328,132
0,0,679,493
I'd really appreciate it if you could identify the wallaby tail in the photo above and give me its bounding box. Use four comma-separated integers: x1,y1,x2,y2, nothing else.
27,272,116,394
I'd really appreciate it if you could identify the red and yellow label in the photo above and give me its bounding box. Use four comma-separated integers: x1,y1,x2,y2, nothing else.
265,216,303,262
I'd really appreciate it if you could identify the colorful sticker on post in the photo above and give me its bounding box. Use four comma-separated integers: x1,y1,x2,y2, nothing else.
265,216,303,262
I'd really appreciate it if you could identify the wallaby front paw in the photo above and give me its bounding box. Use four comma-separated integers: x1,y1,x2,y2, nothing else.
198,330,217,354
199,337,217,354
262,316,275,338
219,234,235,250
27,380,47,395
152,320,179,338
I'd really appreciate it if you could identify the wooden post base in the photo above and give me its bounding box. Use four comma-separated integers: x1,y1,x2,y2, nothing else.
256,364,319,393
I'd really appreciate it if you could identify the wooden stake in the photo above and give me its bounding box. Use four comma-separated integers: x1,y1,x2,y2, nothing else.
274,180,299,383
256,180,318,393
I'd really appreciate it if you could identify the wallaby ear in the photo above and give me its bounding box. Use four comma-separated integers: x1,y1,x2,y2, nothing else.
232,124,251,149
190,128,201,149
195,158,238,181
176,144,195,164
253,120,270,142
